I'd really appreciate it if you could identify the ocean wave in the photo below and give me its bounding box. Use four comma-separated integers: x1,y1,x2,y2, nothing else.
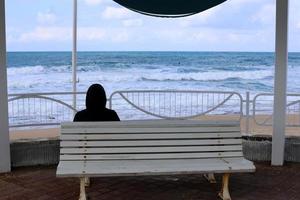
135,70,273,82
7,65,274,83
220,81,273,91
6,52,300,96
7,65,71,75
7,65,46,75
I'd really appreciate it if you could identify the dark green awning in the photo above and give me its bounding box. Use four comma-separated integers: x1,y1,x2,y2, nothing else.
112,0,227,18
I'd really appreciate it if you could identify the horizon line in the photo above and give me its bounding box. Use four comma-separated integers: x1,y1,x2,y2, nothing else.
7,50,300,53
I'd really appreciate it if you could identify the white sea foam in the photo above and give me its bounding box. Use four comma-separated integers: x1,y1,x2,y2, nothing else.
7,52,300,126
7,64,299,95
7,65,71,75
7,65,46,75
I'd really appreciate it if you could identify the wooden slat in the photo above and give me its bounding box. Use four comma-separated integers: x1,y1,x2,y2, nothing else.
59,151,243,161
61,145,242,154
57,120,256,179
61,120,240,129
60,132,241,140
60,139,242,147
56,157,255,177
61,127,240,134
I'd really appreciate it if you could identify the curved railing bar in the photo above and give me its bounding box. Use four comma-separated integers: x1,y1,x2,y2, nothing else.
118,93,172,119
253,93,300,126
252,93,272,126
111,91,241,119
110,90,243,108
260,116,273,126
110,89,243,94
8,94,78,112
8,91,86,97
8,94,78,127
287,100,300,107
257,100,300,126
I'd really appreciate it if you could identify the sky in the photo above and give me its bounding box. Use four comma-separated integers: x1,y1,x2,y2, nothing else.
6,0,300,52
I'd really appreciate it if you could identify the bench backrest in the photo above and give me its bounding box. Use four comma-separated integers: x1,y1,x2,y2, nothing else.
59,120,243,161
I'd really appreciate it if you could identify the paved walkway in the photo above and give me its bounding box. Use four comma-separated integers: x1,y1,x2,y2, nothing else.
0,162,299,200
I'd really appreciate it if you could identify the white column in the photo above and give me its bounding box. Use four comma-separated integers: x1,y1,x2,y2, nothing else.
72,0,78,114
0,0,11,172
272,0,289,166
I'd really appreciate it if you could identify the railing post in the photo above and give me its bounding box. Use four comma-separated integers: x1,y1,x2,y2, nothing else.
72,0,78,117
245,92,250,135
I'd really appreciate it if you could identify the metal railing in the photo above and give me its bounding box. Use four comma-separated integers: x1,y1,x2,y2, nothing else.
7,90,300,133
8,90,243,127
8,92,85,127
109,90,243,120
253,93,300,127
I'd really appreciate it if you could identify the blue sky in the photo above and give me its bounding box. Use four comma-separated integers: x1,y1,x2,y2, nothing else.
6,0,300,52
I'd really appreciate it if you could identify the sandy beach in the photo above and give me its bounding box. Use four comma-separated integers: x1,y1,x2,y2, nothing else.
195,114,300,137
9,114,300,141
10,127,60,141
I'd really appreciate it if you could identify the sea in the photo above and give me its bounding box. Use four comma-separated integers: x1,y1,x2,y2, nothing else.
7,51,300,95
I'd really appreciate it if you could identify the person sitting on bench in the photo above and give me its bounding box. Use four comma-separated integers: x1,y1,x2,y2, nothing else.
74,83,120,122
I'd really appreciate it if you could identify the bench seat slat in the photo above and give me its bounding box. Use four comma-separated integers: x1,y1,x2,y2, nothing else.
60,145,242,154
56,157,255,177
61,127,240,134
60,139,242,147
60,132,241,140
57,120,255,183
61,120,240,128
60,151,243,161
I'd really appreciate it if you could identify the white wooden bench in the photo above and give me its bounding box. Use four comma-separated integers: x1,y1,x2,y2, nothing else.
57,120,255,200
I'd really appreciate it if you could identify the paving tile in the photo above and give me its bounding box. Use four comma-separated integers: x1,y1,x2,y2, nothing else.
0,162,299,200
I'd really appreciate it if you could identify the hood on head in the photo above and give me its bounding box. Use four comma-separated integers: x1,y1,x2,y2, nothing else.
85,84,107,110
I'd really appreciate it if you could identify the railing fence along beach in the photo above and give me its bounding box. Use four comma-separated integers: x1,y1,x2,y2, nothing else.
8,92,85,128
8,90,300,135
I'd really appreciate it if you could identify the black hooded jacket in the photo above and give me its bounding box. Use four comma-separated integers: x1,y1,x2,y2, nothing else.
73,84,120,122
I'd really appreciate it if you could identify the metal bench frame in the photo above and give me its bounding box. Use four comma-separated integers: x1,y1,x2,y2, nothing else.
57,120,255,200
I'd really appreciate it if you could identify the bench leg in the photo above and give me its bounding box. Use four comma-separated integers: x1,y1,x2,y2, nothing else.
84,177,90,187
79,178,87,200
218,173,231,200
204,173,216,183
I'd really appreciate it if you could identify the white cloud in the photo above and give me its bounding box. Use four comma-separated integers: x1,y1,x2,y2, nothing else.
9,0,299,51
154,28,220,44
78,27,105,40
84,0,102,6
7,24,277,51
179,6,220,27
111,30,129,42
102,6,131,19
228,0,262,8
152,27,274,50
178,0,265,28
37,11,57,24
122,19,143,27
251,3,275,25
19,27,71,42
14,26,130,43
17,27,105,42
154,29,185,41
192,31,219,43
